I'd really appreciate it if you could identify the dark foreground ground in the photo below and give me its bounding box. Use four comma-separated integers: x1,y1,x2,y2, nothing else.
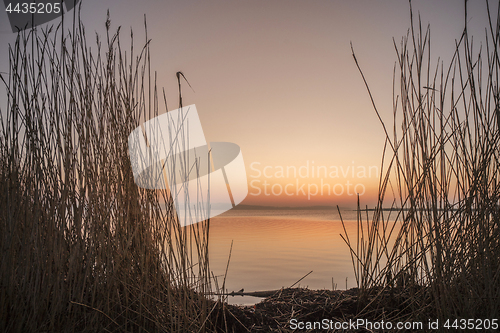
211,287,428,332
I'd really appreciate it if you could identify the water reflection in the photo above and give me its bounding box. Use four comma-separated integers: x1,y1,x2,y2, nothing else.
209,209,360,305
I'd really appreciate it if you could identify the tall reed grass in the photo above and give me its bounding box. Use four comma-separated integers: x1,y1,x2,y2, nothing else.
345,0,500,320
0,9,218,333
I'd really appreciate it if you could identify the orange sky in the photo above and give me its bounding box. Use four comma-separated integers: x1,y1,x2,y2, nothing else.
243,160,381,206
0,0,494,208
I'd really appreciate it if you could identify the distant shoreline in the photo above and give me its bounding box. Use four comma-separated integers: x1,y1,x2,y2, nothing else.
233,205,464,212
233,204,340,211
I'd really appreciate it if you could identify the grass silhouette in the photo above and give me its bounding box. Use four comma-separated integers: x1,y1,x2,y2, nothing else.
345,0,500,321
0,9,218,333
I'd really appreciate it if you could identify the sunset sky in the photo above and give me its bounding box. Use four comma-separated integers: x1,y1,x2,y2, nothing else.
0,0,493,207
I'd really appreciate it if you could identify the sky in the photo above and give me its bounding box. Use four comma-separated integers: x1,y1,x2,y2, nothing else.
0,0,494,208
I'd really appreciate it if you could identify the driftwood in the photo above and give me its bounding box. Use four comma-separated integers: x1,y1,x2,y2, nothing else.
213,270,315,298
212,289,282,298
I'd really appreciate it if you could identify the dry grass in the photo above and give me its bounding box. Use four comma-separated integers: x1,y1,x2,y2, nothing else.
0,9,219,333
210,287,423,332
344,0,500,322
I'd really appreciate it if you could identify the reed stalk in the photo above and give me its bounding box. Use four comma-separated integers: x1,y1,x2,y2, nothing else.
0,8,217,333
345,0,500,320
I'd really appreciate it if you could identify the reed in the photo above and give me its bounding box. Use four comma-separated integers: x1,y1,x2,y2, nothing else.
345,0,500,320
0,9,218,333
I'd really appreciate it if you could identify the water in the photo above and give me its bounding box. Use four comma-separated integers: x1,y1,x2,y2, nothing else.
208,208,360,305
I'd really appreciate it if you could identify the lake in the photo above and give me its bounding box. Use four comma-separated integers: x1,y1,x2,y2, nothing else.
208,208,361,305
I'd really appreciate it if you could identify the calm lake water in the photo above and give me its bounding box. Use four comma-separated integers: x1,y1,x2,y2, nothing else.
208,208,361,305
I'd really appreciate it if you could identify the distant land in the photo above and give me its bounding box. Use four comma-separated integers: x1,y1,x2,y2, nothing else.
231,205,438,212
233,204,339,210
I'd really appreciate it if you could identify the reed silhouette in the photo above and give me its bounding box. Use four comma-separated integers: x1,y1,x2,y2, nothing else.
344,0,500,321
0,9,220,333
